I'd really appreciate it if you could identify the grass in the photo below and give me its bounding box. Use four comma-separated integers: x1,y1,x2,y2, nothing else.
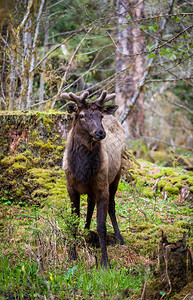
0,160,193,299
0,203,144,299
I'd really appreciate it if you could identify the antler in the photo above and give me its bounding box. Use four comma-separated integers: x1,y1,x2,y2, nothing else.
93,90,116,107
60,91,89,107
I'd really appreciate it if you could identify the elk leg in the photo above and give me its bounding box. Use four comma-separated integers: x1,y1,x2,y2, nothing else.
85,194,95,229
109,171,125,245
97,193,109,267
68,187,80,260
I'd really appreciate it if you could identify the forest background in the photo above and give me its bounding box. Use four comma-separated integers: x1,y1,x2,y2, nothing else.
0,1,193,299
0,0,193,165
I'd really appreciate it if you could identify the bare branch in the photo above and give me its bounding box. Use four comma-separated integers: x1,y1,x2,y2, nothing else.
51,25,96,109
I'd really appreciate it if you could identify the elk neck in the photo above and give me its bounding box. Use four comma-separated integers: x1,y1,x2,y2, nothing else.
67,128,102,184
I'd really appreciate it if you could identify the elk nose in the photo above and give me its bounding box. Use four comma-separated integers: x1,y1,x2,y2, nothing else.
95,130,106,140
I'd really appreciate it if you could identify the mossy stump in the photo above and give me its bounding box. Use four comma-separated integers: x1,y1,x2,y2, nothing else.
144,232,193,299
0,111,70,205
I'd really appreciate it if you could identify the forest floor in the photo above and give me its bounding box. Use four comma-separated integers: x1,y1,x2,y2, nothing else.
0,159,193,299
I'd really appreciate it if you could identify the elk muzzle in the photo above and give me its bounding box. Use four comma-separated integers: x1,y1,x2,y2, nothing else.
91,129,106,141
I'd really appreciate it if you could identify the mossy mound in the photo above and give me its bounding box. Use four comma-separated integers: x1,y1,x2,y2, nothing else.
124,160,193,201
0,111,69,205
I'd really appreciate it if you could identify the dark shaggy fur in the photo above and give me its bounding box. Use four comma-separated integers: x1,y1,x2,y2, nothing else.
68,138,101,184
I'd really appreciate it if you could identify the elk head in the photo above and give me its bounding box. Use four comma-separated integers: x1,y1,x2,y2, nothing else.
61,91,118,142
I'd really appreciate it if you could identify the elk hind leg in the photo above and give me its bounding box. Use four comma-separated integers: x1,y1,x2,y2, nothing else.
68,187,80,260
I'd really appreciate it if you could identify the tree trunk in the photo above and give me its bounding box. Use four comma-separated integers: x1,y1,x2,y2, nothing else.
39,6,49,110
19,15,33,110
26,0,46,110
8,26,17,111
115,0,145,138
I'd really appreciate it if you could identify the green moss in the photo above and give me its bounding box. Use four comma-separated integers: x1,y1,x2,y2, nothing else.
1,156,14,166
12,162,28,173
190,186,193,193
15,187,25,196
164,168,179,177
13,154,28,162
57,145,65,152
175,182,182,188
187,177,193,185
33,139,45,148
175,221,192,230
158,179,167,189
31,130,38,140
32,189,49,198
132,222,153,232
143,187,155,198
153,170,164,179
165,183,179,194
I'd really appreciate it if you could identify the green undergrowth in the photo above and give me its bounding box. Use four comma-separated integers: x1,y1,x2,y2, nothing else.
0,145,193,298
0,203,144,300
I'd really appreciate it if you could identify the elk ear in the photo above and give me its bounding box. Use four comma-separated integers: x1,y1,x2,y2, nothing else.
66,102,78,114
102,104,118,115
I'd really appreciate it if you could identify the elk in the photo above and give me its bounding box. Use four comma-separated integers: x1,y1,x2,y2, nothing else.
61,90,126,267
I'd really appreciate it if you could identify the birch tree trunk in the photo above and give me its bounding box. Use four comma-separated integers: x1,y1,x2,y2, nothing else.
26,0,46,110
8,25,17,110
39,6,49,110
19,16,33,110
115,0,144,138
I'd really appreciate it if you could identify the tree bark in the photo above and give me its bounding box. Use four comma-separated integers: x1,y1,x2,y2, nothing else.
115,0,145,138
19,14,33,110
8,25,17,111
39,6,49,110
26,0,47,110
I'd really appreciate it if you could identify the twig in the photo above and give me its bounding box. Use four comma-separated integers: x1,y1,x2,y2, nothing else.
141,279,147,300
161,244,172,299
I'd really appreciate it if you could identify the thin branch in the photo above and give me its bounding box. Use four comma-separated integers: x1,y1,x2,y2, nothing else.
17,0,34,34
33,25,94,71
62,26,95,84
51,25,96,108
152,24,193,52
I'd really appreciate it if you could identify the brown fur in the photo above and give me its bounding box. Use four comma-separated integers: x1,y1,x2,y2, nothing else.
62,101,126,267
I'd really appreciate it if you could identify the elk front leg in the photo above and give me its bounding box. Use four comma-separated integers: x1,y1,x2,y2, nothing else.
96,191,109,267
85,194,95,230
67,186,80,260
109,171,125,245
